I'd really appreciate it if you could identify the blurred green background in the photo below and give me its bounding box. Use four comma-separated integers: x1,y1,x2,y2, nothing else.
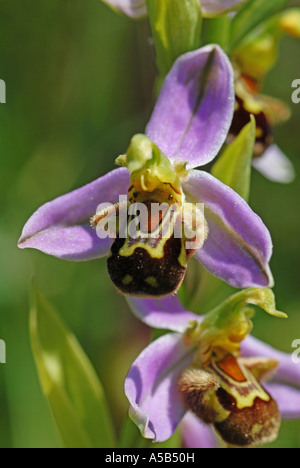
0,0,299,448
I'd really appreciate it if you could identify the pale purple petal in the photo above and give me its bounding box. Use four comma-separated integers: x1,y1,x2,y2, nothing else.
252,145,296,184
181,412,218,448
18,168,130,261
125,333,194,442
265,384,300,419
183,170,274,288
146,45,235,169
127,296,201,332
242,336,300,389
201,0,245,17
102,0,147,18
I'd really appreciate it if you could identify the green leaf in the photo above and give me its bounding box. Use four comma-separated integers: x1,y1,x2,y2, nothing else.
146,0,202,76
29,284,116,448
211,115,256,202
229,0,289,53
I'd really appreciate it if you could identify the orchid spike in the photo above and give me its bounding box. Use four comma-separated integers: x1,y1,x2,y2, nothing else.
229,9,300,183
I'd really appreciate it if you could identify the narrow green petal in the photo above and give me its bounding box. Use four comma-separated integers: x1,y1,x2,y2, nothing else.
30,283,116,448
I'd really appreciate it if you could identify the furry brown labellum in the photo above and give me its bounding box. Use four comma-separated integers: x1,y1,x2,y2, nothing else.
178,354,281,448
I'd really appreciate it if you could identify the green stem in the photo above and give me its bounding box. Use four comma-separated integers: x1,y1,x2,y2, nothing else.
202,16,231,51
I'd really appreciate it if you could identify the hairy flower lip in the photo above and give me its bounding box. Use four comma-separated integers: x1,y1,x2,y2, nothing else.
183,170,274,289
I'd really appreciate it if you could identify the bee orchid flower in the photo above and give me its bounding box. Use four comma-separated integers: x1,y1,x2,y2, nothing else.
125,292,300,447
18,45,274,296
